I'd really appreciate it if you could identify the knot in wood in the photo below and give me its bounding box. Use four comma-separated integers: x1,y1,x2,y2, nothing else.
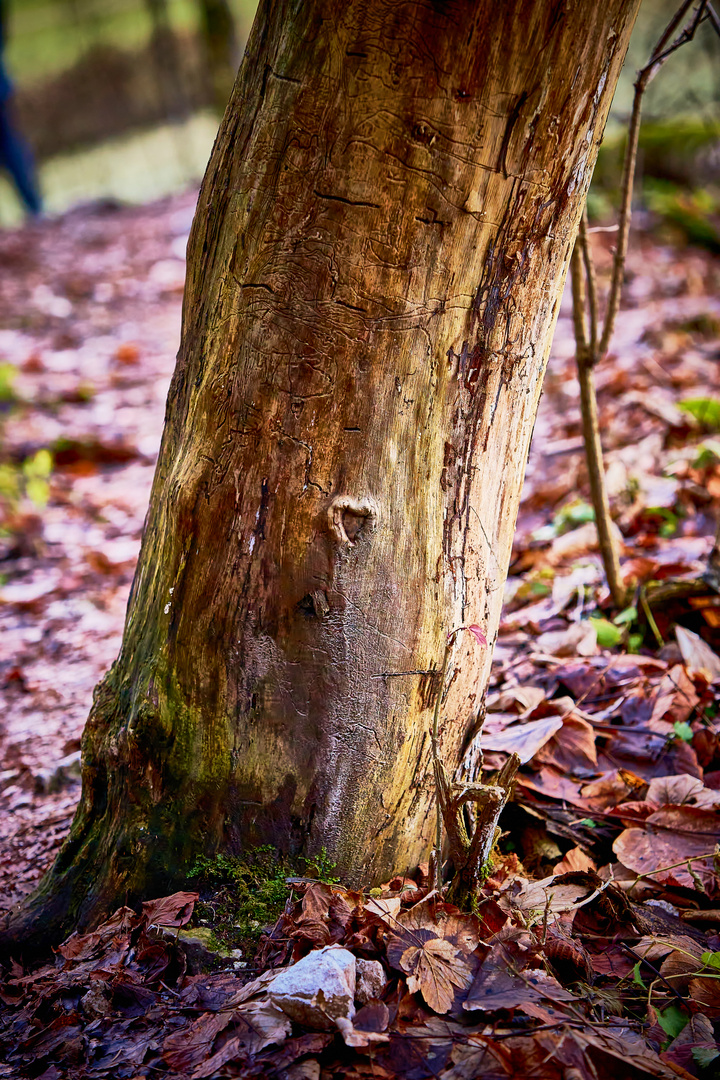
327,495,379,546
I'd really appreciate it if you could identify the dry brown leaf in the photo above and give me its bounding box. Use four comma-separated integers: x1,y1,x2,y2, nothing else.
634,934,704,973
580,769,646,810
554,846,597,874
386,896,480,1014
480,715,563,764
676,625,720,681
56,906,138,960
142,891,198,928
500,874,598,924
365,896,402,922
546,520,625,566
647,773,720,809
191,1000,291,1077
535,620,598,657
613,807,718,888
650,665,700,727
397,937,473,1014
486,686,547,714
688,976,720,1017
163,1011,233,1073
534,714,597,773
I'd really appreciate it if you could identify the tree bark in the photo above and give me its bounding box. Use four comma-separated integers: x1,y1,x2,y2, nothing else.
3,0,641,946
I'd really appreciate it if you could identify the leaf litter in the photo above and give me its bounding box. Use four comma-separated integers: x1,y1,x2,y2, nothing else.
1,203,720,1074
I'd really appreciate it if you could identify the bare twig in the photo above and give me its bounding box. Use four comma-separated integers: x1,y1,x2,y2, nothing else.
429,628,519,908
579,214,599,357
572,0,711,609
430,637,452,893
619,943,690,1007
572,243,626,607
600,0,706,355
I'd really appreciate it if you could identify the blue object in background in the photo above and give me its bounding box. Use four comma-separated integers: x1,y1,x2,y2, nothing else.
0,0,41,216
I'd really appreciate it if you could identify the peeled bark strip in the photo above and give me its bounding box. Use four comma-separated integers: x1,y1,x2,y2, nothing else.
3,0,641,944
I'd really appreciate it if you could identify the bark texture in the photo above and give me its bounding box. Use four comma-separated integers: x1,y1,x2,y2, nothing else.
4,0,641,944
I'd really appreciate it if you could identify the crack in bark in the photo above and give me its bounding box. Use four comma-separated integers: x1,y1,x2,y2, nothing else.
313,190,382,210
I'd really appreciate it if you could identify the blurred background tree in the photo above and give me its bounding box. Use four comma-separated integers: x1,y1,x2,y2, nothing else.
0,0,255,222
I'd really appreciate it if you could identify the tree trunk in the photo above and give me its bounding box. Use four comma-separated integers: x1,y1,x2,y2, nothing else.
3,0,641,946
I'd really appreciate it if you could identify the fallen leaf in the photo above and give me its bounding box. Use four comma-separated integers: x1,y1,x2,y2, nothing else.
534,714,597,773
365,896,402,922
163,1011,233,1073
499,874,598,924
661,1013,717,1075
536,620,598,657
486,685,547,714
191,1000,291,1077
464,964,575,1014
676,625,720,680
554,846,597,875
397,937,472,1014
142,891,198,928
480,715,563,764
613,807,719,888
386,896,480,1014
56,906,138,961
646,774,720,809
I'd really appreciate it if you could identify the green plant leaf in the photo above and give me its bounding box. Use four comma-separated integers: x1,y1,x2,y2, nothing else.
0,363,17,404
693,440,720,468
613,606,637,626
632,961,646,989
0,464,20,501
679,398,720,431
657,1004,689,1041
530,581,551,597
589,618,622,648
692,1046,720,1068
25,477,49,508
23,448,53,479
673,721,693,743
701,951,720,969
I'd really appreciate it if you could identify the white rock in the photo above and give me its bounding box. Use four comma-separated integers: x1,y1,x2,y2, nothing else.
355,958,386,1004
269,946,356,1031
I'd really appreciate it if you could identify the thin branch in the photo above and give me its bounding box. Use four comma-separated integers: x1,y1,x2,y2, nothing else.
576,347,626,607
571,241,626,606
430,637,452,893
579,213,599,357
570,241,587,355
706,3,720,36
599,1,709,356
572,0,714,610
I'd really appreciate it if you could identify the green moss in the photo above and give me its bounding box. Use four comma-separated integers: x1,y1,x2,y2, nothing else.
187,845,339,955
175,926,234,957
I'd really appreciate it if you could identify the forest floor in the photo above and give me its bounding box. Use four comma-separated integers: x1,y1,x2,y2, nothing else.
1,193,720,1078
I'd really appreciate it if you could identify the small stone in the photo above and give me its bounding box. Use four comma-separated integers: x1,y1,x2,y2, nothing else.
270,946,356,1030
80,983,112,1019
355,959,386,1004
